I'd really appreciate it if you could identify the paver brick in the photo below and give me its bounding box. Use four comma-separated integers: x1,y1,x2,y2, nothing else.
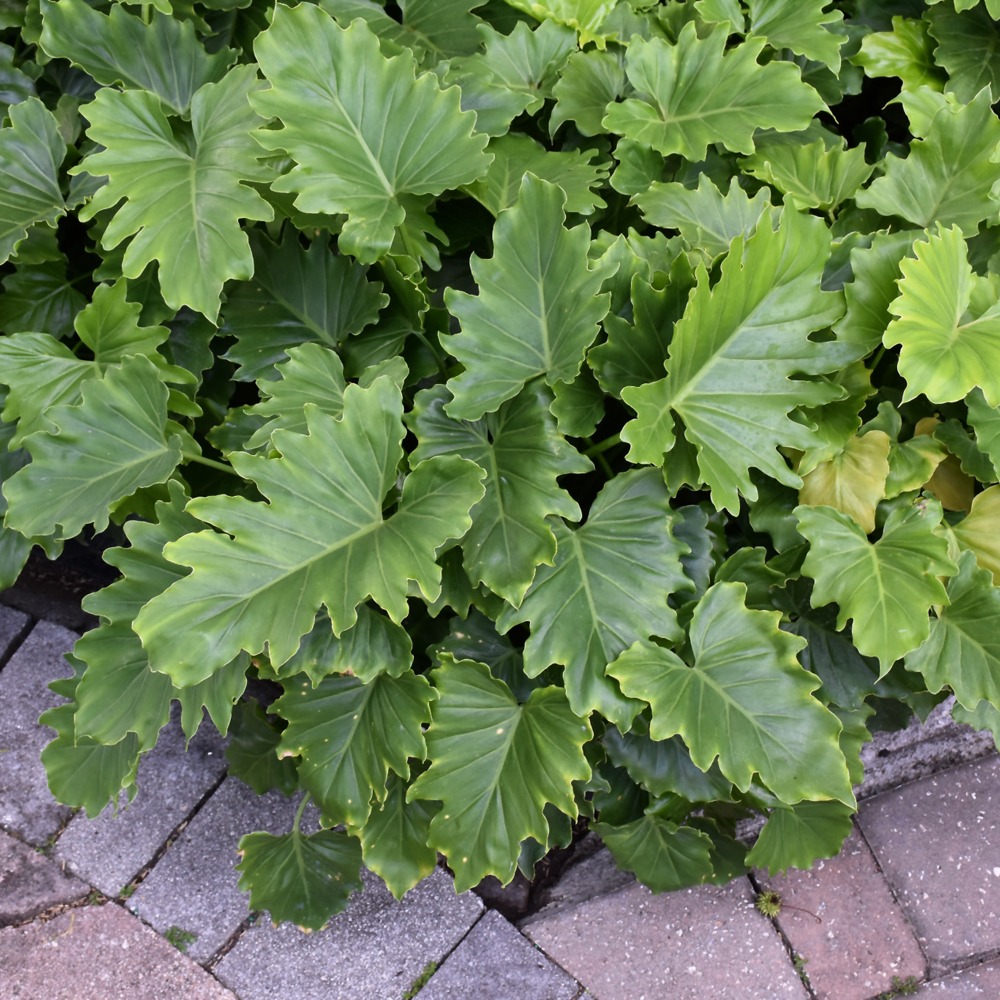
858,754,1000,973
0,622,77,843
922,958,1000,995
523,877,809,1000
758,827,925,999
420,909,581,1000
127,777,305,963
55,708,227,896
0,830,88,926
214,866,483,1000
0,605,28,661
0,903,237,999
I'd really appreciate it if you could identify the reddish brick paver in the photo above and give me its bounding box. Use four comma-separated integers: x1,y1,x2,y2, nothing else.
759,827,926,999
858,755,1000,973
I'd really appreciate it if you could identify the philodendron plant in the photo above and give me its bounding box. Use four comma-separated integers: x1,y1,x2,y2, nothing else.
2,0,1000,929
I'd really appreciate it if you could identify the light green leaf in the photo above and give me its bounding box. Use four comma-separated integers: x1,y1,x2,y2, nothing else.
4,356,186,539
968,388,1000,478
236,827,363,931
884,225,1000,406
503,0,616,46
252,8,490,263
695,0,744,32
134,378,486,685
905,550,1000,710
593,814,716,892
358,773,437,899
222,232,388,383
953,485,1000,583
746,0,845,72
621,209,846,513
634,176,775,261
926,0,1000,18
855,88,1000,236
746,800,855,873
408,658,592,891
496,469,689,727
39,0,232,115
798,431,891,534
444,175,614,421
0,97,65,264
40,700,141,818
608,583,854,806
464,134,608,216
550,49,624,137
410,384,590,605
851,17,946,92
274,672,434,827
603,24,825,160
741,137,873,212
886,434,948,499
926,4,1000,102
796,501,957,672
72,66,272,321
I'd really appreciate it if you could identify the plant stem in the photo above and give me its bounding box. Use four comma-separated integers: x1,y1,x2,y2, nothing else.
584,434,621,458
183,451,241,477
292,792,312,834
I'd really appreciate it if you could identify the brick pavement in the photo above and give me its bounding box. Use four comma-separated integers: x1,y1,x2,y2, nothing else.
2,602,1000,999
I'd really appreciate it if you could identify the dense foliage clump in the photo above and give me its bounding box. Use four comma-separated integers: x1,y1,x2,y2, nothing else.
3,0,1000,928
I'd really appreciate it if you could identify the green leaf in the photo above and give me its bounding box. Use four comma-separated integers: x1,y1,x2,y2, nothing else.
926,4,1000,102
695,0,744,32
621,209,846,513
608,583,854,807
497,469,689,726
746,0,845,72
905,551,1000,710
952,698,1000,746
464,134,608,216
72,65,272,320
358,773,437,899
550,48,624,136
0,259,85,341
634,176,775,261
0,97,65,264
798,431,891,534
135,378,486,685
222,233,388,383
593,813,716,892
407,658,592,891
503,0,616,47
855,88,1000,236
746,800,855,873
444,175,614,421
274,672,434,827
225,700,299,796
235,826,363,931
884,225,1000,406
603,24,825,160
953,485,1000,583
39,0,232,115
0,41,34,112
4,356,186,539
252,8,490,263
968,388,1000,478
851,17,946,92
740,136,873,213
796,501,957,672
410,384,590,605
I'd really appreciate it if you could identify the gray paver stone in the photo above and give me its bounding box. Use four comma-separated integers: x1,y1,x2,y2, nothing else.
0,903,237,999
0,830,88,926
858,754,1000,973
523,877,809,1000
420,909,581,1000
214,866,483,1000
0,622,76,843
758,827,925,999
922,958,1000,995
127,777,305,963
55,707,227,895
0,605,28,661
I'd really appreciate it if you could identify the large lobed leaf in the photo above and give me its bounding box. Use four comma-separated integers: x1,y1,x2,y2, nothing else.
134,378,486,686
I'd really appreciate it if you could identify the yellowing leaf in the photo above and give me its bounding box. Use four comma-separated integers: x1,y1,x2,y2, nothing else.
953,485,1000,583
799,431,891,534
